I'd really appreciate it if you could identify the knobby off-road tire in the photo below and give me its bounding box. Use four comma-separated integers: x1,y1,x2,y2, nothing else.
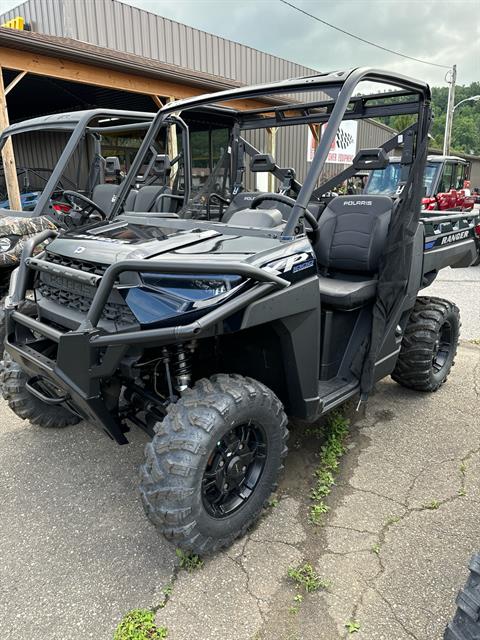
444,553,480,640
140,374,289,555
1,352,80,428
0,297,38,383
392,296,460,392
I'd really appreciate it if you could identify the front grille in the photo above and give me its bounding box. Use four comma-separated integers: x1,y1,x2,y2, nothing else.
45,252,109,276
39,252,136,327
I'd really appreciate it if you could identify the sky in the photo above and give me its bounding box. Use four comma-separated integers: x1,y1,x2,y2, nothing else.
1,0,479,88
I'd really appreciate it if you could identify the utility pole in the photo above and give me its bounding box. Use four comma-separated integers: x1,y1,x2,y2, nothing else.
443,64,457,156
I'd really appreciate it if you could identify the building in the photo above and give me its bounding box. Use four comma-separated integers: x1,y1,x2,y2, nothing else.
3,0,467,205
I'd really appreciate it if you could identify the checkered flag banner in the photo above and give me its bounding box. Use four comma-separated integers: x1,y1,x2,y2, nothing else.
336,128,355,150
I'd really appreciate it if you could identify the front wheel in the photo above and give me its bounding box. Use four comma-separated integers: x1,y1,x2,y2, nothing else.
444,553,480,639
1,353,81,428
139,374,288,555
392,297,460,392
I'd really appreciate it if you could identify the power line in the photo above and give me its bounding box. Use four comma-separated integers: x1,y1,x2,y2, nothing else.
279,0,452,70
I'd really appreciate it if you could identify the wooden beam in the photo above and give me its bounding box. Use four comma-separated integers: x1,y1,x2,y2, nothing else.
0,66,21,211
166,97,178,185
151,95,164,109
0,46,271,112
266,127,278,192
4,70,27,95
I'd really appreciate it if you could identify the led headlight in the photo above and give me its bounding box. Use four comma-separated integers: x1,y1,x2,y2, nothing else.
123,273,245,327
141,273,243,302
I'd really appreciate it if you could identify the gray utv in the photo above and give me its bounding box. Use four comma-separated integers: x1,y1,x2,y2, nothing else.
2,68,478,555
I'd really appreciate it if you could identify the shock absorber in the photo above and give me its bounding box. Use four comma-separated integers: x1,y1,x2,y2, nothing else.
173,341,196,392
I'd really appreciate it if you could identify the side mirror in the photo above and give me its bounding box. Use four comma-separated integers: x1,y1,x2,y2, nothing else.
352,148,389,171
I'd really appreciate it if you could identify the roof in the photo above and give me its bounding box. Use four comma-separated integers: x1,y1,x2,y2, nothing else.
1,109,155,137
0,26,244,93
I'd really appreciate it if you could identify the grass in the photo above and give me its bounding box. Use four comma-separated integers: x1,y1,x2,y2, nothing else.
175,548,204,572
113,609,167,640
309,412,350,525
345,620,361,634
287,563,331,593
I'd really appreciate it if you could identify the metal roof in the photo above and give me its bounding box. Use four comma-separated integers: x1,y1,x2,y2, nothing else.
1,108,155,137
0,26,244,93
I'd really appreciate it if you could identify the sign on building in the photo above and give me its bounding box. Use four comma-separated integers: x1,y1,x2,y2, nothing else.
323,120,358,165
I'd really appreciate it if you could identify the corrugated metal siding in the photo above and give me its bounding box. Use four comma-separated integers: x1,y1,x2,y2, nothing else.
9,130,91,190
0,0,317,84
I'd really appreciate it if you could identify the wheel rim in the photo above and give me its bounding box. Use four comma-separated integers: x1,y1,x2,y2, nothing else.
202,422,267,518
432,320,452,374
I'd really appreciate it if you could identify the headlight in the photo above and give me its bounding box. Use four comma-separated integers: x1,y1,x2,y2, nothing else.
140,273,243,302
123,273,244,326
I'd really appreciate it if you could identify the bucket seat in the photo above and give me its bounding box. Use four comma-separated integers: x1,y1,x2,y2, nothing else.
314,195,392,309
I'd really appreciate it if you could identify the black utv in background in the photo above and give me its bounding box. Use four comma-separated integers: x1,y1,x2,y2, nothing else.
2,68,478,555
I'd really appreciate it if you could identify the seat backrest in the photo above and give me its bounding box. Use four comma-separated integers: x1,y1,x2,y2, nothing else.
91,183,119,214
133,185,171,212
315,195,392,274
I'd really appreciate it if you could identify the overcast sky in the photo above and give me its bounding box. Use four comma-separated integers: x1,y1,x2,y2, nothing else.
1,0,479,87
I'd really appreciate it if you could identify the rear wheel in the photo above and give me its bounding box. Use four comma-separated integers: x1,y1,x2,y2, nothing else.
1,353,81,428
392,297,460,392
139,374,288,555
444,553,480,639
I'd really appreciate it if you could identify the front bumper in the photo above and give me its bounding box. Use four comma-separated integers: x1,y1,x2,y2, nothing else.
5,230,288,443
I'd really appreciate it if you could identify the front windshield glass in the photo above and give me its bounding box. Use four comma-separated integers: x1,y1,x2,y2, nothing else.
365,161,441,197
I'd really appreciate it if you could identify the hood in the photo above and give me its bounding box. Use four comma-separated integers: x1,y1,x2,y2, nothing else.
45,219,284,265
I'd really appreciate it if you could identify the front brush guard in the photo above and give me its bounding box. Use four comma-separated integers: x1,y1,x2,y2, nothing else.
5,230,289,444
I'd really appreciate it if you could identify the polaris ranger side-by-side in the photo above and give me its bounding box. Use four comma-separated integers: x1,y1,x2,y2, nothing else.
2,68,478,555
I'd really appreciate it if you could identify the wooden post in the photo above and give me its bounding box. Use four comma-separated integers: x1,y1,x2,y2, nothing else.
0,66,21,211
166,97,178,186
266,127,278,192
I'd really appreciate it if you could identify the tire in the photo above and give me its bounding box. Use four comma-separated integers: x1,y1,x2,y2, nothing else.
444,553,480,640
392,297,460,392
0,298,38,384
139,373,288,555
1,352,81,428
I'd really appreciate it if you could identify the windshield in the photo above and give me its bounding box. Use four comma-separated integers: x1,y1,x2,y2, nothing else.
365,161,440,197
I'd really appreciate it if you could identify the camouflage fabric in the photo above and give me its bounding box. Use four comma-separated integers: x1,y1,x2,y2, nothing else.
0,215,56,267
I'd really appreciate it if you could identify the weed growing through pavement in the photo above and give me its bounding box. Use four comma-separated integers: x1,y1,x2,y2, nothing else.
287,563,331,593
175,548,204,572
309,412,350,525
423,500,440,510
345,620,361,633
385,515,401,526
113,609,168,640
371,543,380,555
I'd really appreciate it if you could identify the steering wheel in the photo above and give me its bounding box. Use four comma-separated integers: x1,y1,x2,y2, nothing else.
62,190,108,221
250,193,319,242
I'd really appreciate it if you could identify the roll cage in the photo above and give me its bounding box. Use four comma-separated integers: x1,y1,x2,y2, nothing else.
0,109,155,215
109,67,431,239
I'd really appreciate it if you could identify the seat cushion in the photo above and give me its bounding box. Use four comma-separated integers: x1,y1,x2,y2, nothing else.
91,183,119,214
318,275,377,309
